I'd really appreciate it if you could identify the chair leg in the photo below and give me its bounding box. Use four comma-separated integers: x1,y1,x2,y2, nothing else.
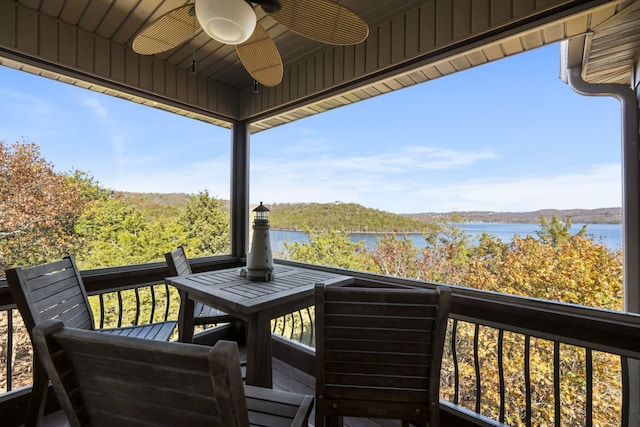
24,358,47,427
316,413,342,427
327,415,343,427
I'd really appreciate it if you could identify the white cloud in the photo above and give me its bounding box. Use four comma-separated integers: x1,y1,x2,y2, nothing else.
407,147,498,170
249,146,501,210
254,145,495,177
103,157,230,197
413,163,621,213
82,97,108,120
250,147,621,213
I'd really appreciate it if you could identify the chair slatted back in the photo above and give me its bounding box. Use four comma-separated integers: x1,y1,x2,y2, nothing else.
315,284,451,427
6,256,177,427
165,246,234,327
165,245,192,277
33,320,251,427
6,256,95,336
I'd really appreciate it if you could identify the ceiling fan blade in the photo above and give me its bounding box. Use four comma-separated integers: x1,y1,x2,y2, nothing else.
132,5,201,55
236,23,283,87
267,0,368,45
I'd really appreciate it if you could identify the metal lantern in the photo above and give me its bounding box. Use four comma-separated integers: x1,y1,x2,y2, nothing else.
241,202,275,281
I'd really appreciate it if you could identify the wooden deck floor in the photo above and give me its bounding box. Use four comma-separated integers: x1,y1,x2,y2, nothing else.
37,354,401,427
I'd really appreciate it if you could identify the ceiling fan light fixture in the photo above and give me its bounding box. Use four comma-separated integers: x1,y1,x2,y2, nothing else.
196,0,257,45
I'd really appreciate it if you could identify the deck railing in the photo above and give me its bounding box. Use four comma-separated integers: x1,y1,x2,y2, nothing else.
441,292,640,427
2,259,640,427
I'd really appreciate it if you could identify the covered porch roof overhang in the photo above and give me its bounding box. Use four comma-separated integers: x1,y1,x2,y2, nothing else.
1,0,634,131
1,0,639,301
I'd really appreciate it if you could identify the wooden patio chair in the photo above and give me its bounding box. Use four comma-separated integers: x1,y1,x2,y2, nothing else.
5,256,177,427
32,319,314,427
314,283,451,427
165,246,238,341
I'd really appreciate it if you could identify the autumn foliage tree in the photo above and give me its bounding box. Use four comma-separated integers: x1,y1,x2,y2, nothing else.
446,220,623,426
0,141,89,392
0,141,86,274
464,217,623,309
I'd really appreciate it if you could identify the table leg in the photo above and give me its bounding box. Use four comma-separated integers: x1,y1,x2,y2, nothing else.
245,311,272,388
178,291,195,343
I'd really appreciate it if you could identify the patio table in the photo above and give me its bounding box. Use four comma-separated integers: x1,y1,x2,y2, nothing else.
166,264,350,388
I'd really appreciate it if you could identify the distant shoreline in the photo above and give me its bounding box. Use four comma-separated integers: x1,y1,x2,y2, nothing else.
404,207,622,225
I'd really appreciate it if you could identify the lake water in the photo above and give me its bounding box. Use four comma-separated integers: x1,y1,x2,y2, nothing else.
269,223,622,255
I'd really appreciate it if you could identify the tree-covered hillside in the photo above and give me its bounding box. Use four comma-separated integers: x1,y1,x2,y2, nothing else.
409,207,622,224
114,196,431,233
115,193,621,233
266,202,430,232
114,192,201,222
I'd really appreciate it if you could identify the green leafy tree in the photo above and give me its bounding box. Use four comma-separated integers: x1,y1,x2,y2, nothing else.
178,190,230,256
283,227,378,272
74,189,230,268
65,169,113,203
74,196,198,269
75,198,150,267
536,214,586,247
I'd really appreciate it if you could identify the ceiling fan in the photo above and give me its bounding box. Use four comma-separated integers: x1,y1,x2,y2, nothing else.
132,0,369,87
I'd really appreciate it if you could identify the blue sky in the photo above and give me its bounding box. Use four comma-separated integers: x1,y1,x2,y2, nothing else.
0,43,621,214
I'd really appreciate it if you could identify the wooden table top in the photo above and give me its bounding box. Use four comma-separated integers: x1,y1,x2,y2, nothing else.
166,265,350,315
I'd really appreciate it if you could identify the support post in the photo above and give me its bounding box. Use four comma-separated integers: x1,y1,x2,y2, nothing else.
230,120,250,259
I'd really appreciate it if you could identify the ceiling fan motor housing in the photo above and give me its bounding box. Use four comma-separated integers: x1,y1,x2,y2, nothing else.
195,0,257,45
253,0,282,13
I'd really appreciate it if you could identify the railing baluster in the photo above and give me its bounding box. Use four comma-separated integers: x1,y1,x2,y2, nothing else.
299,309,310,346
554,341,561,426
117,291,124,327
306,306,315,347
451,319,459,405
294,309,303,342
586,348,593,427
134,288,141,326
149,286,156,323
621,356,629,427
474,323,481,413
164,283,171,321
287,313,295,340
99,294,105,329
524,335,532,427
498,329,505,424
6,309,13,392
